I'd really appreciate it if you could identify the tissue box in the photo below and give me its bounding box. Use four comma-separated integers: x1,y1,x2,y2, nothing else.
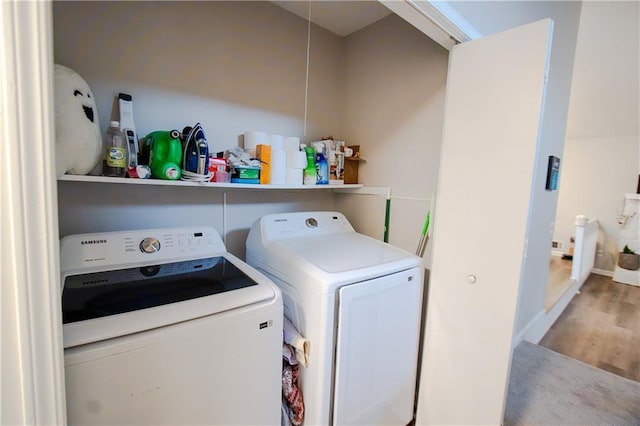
231,166,260,184
231,166,260,179
208,157,229,183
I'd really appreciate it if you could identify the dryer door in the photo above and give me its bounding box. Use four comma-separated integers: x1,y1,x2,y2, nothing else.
333,267,422,425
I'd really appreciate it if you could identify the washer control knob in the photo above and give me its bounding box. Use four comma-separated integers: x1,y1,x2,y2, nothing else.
305,218,318,228
140,237,161,254
467,274,477,284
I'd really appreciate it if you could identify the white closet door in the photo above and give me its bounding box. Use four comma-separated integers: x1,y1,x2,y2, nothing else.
333,267,422,426
417,19,553,425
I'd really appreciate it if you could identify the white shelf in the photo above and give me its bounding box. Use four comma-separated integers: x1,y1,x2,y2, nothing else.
58,174,364,190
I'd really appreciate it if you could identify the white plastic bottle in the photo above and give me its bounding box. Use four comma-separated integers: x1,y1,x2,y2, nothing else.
102,121,128,177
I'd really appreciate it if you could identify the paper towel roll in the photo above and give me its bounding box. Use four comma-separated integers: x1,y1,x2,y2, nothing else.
244,131,266,150
286,168,303,186
270,149,287,184
267,134,284,150
283,136,300,151
286,151,308,169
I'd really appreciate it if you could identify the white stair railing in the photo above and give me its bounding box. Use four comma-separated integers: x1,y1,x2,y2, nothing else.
571,215,599,288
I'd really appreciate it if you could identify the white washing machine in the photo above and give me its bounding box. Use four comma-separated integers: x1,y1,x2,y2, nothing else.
60,226,282,425
246,211,424,425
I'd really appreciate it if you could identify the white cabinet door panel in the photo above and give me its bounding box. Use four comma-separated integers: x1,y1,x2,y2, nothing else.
417,19,553,425
333,268,422,425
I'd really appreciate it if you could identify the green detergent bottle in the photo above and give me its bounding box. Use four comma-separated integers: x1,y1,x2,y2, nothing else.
146,130,182,180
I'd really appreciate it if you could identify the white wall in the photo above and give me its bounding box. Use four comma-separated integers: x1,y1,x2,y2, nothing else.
53,1,344,148
555,136,639,269
53,1,447,260
337,14,448,258
448,1,582,340
565,2,639,140
53,1,345,258
554,1,640,271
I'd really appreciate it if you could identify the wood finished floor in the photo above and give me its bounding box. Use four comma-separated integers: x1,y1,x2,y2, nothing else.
539,272,640,382
545,256,573,311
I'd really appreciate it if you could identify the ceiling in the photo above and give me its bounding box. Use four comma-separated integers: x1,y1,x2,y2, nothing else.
271,1,393,37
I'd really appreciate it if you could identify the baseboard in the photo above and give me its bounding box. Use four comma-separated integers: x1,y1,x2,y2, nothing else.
513,278,581,347
512,310,546,348
592,268,613,277
550,250,564,258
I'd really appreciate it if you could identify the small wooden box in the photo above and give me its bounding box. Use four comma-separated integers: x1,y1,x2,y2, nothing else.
344,145,364,184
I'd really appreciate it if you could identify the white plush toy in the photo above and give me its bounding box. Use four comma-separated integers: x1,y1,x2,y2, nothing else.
54,64,102,176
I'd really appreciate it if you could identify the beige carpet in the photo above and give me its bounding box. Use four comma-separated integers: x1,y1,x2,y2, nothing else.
504,341,640,425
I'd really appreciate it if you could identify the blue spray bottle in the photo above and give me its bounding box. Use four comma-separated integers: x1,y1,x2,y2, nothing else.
312,142,329,185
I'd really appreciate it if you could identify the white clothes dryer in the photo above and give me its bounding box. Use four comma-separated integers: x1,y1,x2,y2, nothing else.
60,226,282,425
246,211,424,425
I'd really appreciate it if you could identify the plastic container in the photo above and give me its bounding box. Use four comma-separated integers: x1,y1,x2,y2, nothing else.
313,142,329,185
102,121,128,177
145,130,182,180
303,146,317,185
208,157,229,182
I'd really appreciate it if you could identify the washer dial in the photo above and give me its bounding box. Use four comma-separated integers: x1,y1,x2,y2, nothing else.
139,237,161,254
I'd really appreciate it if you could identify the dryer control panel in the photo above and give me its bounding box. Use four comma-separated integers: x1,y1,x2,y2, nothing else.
258,211,355,241
60,227,225,273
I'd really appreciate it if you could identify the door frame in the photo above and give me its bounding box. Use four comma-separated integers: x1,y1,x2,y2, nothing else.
380,0,482,50
1,0,66,424
0,1,476,423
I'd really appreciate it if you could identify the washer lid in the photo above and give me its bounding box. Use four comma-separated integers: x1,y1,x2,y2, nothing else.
62,254,276,349
272,232,415,274
63,256,258,324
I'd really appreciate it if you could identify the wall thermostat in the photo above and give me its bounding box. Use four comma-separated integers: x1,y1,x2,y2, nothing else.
545,156,560,191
